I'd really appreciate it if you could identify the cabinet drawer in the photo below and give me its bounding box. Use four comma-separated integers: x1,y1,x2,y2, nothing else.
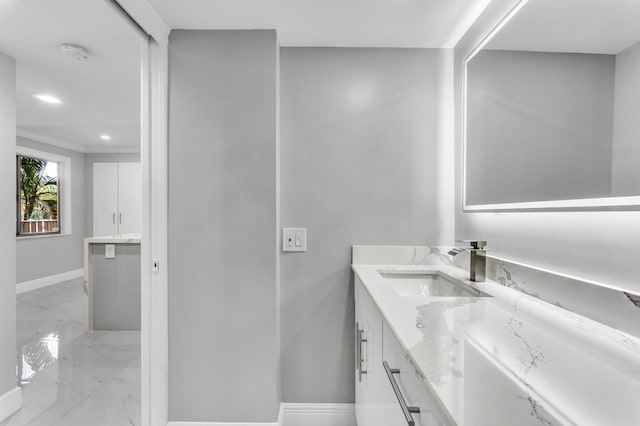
382,320,454,426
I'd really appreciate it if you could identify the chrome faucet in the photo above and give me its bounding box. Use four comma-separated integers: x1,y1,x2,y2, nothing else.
448,240,487,282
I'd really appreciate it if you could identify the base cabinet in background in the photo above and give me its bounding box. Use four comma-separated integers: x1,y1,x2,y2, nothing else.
355,276,453,426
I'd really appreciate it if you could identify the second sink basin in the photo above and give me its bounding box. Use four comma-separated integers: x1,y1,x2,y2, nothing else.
378,270,491,298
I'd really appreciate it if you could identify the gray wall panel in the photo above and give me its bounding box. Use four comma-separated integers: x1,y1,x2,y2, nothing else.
91,243,141,331
0,50,17,399
168,30,280,422
280,47,449,402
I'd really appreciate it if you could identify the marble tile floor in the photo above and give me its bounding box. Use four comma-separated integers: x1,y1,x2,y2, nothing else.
1,278,140,426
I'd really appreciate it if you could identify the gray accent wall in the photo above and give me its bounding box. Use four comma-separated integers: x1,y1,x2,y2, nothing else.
16,137,86,283
0,50,16,400
280,47,452,402
84,153,140,237
168,30,280,422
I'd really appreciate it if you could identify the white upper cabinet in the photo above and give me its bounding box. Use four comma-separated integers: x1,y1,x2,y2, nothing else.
117,163,142,235
93,163,119,237
93,162,141,237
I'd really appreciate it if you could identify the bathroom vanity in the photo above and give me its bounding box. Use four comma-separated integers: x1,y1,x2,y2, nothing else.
353,246,640,425
84,234,141,331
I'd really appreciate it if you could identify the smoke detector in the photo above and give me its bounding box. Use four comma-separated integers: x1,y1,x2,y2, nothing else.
60,43,90,61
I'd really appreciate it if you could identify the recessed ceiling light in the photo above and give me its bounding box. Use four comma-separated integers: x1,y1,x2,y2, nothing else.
33,94,62,104
100,134,111,141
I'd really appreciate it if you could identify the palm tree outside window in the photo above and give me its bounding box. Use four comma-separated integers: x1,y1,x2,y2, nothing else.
17,155,60,236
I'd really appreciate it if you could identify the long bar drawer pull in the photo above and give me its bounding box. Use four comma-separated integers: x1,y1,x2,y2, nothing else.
383,361,420,426
356,322,367,381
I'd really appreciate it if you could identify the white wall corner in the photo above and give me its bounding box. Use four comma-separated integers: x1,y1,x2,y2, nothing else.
0,387,22,423
16,269,83,295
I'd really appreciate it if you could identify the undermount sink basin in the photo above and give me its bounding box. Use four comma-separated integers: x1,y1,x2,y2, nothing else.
378,270,491,298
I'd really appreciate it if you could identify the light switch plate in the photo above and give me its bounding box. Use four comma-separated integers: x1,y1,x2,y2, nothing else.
282,228,306,252
105,244,115,259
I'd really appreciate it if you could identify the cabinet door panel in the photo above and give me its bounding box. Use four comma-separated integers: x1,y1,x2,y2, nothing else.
93,163,118,237
382,320,454,426
117,163,142,235
355,278,405,426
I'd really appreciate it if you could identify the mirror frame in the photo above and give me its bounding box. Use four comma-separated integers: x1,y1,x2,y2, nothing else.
462,0,640,212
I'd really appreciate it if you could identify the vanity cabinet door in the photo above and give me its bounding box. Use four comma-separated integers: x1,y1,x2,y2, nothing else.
355,277,405,426
382,320,454,426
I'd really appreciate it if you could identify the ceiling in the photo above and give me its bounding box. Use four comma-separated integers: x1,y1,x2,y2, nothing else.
146,0,491,48
487,0,640,55
0,0,142,153
0,0,493,153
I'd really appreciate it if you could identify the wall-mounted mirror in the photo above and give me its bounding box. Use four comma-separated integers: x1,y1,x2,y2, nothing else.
464,0,640,210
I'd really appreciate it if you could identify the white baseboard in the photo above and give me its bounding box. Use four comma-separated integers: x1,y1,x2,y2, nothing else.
0,387,22,422
168,405,283,426
16,268,84,295
168,423,278,426
281,403,355,426
167,403,355,426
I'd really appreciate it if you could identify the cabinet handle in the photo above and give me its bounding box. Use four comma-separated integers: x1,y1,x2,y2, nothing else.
119,213,122,224
383,361,420,426
356,322,367,382
112,213,116,224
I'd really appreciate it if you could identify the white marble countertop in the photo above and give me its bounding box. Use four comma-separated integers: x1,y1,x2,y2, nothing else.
85,233,141,244
352,263,640,425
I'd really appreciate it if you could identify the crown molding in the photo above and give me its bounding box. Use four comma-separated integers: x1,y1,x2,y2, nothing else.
84,145,140,154
17,128,86,152
17,128,140,154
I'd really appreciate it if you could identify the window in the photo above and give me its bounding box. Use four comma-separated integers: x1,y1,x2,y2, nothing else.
17,155,60,236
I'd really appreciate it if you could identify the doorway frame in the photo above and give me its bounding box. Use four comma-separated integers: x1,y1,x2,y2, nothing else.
141,39,169,426
110,2,170,424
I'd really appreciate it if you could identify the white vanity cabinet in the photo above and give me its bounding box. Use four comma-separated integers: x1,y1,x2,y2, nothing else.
381,321,454,426
355,276,453,426
355,276,405,425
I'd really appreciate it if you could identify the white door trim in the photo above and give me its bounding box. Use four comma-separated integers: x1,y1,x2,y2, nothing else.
115,2,169,423
112,0,170,44
140,38,169,426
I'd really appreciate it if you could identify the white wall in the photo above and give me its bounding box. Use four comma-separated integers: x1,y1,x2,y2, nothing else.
455,0,640,294
0,50,17,402
15,137,85,283
612,40,640,196
280,47,454,402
